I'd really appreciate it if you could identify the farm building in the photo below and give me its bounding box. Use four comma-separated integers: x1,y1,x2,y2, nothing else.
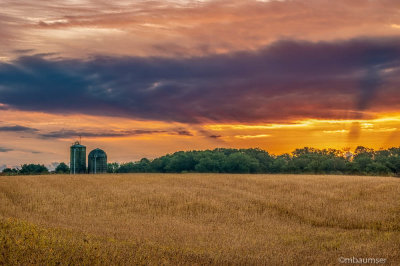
70,141,86,174
88,148,107,174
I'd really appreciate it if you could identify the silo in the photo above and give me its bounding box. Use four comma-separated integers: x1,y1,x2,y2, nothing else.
70,141,86,174
88,148,107,174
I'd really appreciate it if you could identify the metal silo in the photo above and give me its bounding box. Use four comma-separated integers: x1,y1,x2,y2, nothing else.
70,141,86,174
88,148,107,174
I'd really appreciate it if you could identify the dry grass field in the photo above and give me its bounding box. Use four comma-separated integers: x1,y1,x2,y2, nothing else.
0,174,399,265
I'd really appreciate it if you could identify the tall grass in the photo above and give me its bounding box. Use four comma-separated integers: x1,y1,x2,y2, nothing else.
1,174,399,265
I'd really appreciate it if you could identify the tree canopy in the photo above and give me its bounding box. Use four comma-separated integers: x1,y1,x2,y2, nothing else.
104,146,400,176
55,162,70,174
19,164,49,175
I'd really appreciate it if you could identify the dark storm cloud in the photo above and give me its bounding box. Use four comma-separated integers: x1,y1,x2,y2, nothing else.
1,37,400,123
0,125,38,132
13,49,35,54
40,128,192,139
0,147,13,152
40,130,165,139
175,130,193,136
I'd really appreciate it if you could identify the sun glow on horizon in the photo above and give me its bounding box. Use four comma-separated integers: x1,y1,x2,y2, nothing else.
2,109,400,167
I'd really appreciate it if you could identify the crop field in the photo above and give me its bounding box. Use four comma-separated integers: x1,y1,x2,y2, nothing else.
0,174,399,265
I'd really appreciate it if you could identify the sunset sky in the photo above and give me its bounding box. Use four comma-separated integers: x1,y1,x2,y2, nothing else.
1,0,400,169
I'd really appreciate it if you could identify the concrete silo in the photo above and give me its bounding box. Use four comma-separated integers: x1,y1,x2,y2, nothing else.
70,141,86,174
88,148,107,174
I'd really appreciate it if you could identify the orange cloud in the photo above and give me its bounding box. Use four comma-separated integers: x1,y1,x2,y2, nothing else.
2,0,400,58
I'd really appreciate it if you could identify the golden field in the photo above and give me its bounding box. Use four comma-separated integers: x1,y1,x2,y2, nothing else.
0,174,399,265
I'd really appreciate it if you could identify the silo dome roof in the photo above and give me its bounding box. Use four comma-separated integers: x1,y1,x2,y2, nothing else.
71,141,86,148
88,148,107,158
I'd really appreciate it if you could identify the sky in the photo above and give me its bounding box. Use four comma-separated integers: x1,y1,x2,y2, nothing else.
1,0,400,169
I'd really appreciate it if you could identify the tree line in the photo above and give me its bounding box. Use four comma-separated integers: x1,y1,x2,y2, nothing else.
107,147,400,176
2,147,400,176
1,162,69,175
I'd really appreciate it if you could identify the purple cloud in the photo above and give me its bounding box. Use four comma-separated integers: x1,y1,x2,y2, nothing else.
0,37,400,124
